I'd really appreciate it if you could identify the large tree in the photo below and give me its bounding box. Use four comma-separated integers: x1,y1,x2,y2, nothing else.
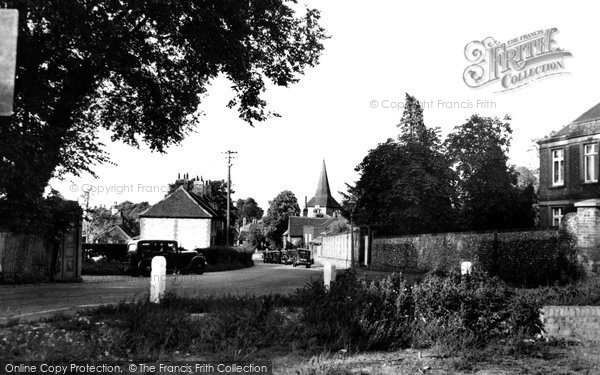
0,1,327,229
236,197,264,226
347,94,456,235
263,190,300,247
445,115,535,230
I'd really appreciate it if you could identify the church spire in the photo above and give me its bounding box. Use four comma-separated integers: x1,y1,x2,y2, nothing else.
307,160,342,214
315,159,332,198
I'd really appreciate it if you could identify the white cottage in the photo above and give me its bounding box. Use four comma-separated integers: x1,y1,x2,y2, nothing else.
139,186,223,249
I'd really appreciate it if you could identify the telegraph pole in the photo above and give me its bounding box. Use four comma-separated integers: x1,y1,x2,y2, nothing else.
223,150,237,246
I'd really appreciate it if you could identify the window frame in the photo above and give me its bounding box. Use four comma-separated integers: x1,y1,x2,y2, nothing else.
551,207,564,228
584,143,598,183
551,148,565,187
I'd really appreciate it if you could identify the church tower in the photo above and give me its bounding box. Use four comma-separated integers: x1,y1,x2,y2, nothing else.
306,160,342,218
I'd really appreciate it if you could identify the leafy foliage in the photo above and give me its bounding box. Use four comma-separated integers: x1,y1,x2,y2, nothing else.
445,115,536,230
263,190,300,247
236,197,264,226
349,94,456,235
0,0,327,225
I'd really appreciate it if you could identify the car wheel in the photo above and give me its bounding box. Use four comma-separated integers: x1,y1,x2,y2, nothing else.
138,260,152,277
306,264,311,268
193,260,206,275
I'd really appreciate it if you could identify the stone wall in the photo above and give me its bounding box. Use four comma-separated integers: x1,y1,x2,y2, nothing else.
542,306,600,341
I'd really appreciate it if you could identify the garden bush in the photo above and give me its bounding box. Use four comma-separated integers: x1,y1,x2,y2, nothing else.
297,270,543,352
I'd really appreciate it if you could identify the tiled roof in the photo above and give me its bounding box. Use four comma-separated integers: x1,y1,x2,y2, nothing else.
240,221,262,233
286,216,337,237
95,224,134,241
140,186,219,219
541,102,600,142
307,160,342,209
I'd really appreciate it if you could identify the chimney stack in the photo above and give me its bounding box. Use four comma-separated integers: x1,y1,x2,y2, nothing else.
302,196,308,217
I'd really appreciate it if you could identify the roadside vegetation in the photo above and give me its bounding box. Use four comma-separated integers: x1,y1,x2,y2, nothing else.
2,271,600,373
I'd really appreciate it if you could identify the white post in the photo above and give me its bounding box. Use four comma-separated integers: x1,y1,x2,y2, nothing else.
461,261,473,275
324,262,336,289
364,235,369,267
150,256,166,303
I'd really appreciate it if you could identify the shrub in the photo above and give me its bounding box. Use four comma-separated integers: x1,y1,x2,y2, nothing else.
297,271,413,351
518,277,600,306
297,270,544,352
411,270,513,348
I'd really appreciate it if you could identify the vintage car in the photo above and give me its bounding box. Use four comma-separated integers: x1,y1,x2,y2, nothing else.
292,249,313,268
262,249,282,264
125,239,206,277
282,249,297,265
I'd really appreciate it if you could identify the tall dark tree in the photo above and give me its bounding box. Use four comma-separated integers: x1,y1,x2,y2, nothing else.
0,1,327,230
445,115,535,230
263,190,300,247
347,94,456,235
236,197,264,226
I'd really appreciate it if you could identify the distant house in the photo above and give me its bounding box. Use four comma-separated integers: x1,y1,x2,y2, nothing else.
94,224,136,244
538,102,600,227
139,182,224,249
238,218,264,248
283,216,336,247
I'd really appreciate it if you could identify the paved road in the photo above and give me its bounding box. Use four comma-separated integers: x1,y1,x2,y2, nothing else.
0,263,322,323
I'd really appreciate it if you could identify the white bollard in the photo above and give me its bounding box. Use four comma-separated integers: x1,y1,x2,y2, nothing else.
461,261,473,275
150,256,167,303
324,263,336,289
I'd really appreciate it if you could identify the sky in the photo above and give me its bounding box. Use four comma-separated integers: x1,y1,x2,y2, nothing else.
50,0,600,212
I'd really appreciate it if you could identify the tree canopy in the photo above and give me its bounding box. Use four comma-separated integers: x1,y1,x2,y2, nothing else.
348,94,456,235
236,197,264,227
445,115,536,230
263,190,300,247
0,1,327,228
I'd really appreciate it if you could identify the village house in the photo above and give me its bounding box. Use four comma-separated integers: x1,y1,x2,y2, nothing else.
139,176,224,249
538,102,600,228
93,224,136,244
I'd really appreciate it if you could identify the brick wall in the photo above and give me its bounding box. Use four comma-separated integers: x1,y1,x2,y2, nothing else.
564,203,600,273
542,306,600,341
538,140,600,228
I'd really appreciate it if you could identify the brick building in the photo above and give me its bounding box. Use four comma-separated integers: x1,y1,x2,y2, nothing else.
538,103,600,228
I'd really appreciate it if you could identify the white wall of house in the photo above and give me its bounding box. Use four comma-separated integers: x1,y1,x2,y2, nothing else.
140,217,212,249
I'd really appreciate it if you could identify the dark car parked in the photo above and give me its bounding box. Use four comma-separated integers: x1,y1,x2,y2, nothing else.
292,249,313,268
125,240,206,277
282,249,296,265
262,249,282,264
